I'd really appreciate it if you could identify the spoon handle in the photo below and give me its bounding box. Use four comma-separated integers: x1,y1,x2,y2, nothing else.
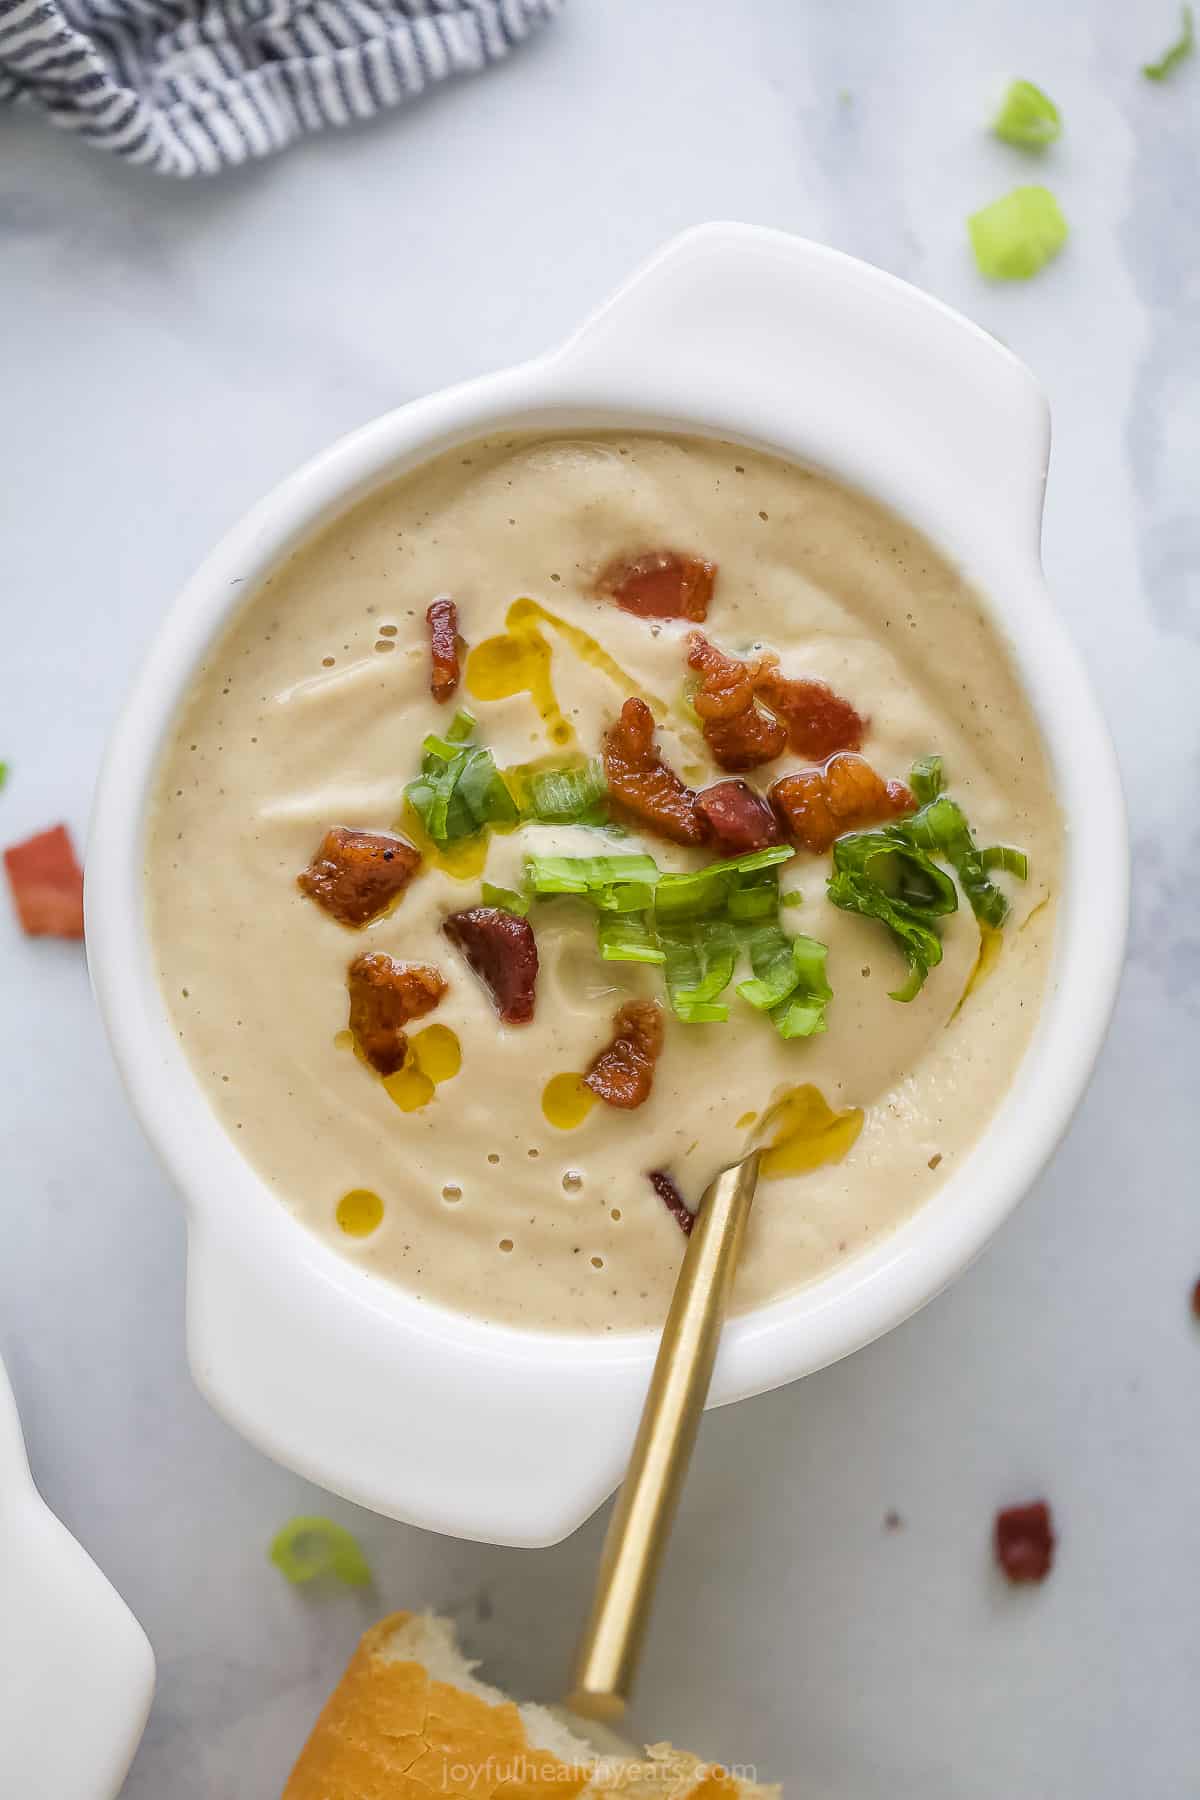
567,1151,761,1722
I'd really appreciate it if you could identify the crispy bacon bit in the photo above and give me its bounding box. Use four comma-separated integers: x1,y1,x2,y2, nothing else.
686,633,788,773
602,697,707,846
426,595,461,704
1191,1276,1200,1320
756,670,864,761
347,952,446,1076
298,827,422,928
649,1169,694,1236
443,906,538,1024
3,824,84,938
597,550,716,622
770,755,914,855
994,1500,1055,1584
695,779,782,853
584,999,665,1110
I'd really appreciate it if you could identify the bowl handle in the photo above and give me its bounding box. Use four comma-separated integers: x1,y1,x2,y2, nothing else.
186,1211,652,1548
547,222,1050,556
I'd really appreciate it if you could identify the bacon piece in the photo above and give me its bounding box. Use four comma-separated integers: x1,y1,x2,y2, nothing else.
1192,1276,1200,1321
298,827,421,928
755,670,864,761
426,595,461,704
347,952,446,1076
597,550,716,622
602,697,707,846
770,754,914,855
695,779,782,853
442,906,538,1024
584,999,665,1110
994,1499,1055,1584
686,633,787,773
649,1169,694,1236
3,824,84,938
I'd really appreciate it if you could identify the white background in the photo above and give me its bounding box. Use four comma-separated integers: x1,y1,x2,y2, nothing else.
2,3,1198,1795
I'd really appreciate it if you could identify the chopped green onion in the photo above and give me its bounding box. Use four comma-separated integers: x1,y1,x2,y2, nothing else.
992,79,1062,148
707,846,794,876
909,754,945,806
406,741,516,848
727,879,779,923
422,732,464,763
831,827,959,917
968,186,1068,281
0,762,7,790
772,997,828,1039
525,853,660,896
779,889,804,910
901,795,1012,927
736,925,805,1011
828,867,946,1002
447,707,477,742
1143,4,1194,78
660,921,737,1021
525,759,608,824
980,844,1030,881
481,882,529,916
269,1517,372,1587
654,866,729,922
597,914,666,965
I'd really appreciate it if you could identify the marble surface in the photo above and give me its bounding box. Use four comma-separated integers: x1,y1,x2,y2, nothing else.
2,3,1198,1795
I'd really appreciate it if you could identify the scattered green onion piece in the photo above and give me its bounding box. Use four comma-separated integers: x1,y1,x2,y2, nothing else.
832,827,959,917
673,1000,729,1024
968,186,1068,281
727,879,779,923
525,758,608,824
980,844,1030,881
779,889,804,910
992,79,1062,148
901,796,1011,927
909,754,945,806
481,882,529,916
772,997,828,1040
736,925,804,1011
706,846,794,876
0,762,8,790
421,731,462,763
269,1517,372,1587
1143,4,1194,79
526,853,661,896
660,921,737,1020
828,867,945,1002
447,707,477,743
597,914,666,965
653,866,729,922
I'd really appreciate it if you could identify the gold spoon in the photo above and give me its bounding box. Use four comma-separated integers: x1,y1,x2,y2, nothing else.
565,1148,762,1724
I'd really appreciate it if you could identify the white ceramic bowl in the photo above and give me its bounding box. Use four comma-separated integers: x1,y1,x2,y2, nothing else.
0,1355,154,1796
87,224,1128,1548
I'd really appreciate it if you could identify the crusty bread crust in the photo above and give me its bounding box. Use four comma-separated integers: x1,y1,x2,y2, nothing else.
283,1614,779,1800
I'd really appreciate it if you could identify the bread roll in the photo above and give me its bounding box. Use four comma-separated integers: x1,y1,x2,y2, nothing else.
284,1612,778,1800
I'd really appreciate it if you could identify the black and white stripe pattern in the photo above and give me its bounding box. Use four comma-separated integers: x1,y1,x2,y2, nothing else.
0,0,560,174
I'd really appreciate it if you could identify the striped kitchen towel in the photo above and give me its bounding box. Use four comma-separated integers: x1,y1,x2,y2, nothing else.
0,0,561,175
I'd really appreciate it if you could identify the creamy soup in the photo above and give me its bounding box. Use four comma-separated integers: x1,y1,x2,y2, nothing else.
146,434,1059,1332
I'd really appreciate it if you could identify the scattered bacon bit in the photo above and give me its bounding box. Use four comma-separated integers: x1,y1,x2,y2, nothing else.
3,824,84,938
298,827,422,928
770,754,914,855
649,1169,694,1236
602,697,707,846
584,999,665,1110
1191,1276,1200,1320
597,550,716,622
695,779,782,853
347,952,446,1076
686,633,788,772
756,670,864,761
442,906,538,1024
994,1500,1055,1584
426,595,461,704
